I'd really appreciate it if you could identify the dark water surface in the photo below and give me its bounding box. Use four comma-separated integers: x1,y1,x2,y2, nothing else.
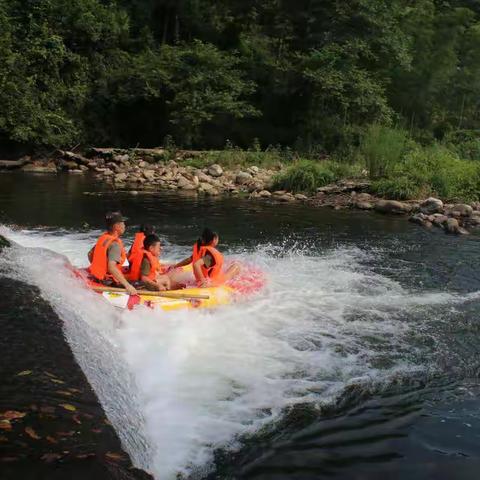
1,172,480,480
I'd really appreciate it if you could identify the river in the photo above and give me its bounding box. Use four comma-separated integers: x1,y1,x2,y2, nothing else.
1,172,480,479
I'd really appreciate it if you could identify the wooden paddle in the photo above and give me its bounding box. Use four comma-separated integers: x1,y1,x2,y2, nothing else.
91,285,210,300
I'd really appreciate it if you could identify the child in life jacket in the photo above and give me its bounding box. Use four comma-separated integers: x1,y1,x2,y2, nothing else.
173,228,240,287
127,234,170,291
128,224,155,263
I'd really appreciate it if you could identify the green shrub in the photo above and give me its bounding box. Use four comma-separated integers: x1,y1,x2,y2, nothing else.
272,160,337,194
361,124,410,178
371,177,421,200
370,143,480,201
323,160,364,179
444,130,480,161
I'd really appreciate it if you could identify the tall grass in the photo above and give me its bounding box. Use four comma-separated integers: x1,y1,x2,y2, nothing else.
361,124,409,179
272,160,337,194
370,142,480,201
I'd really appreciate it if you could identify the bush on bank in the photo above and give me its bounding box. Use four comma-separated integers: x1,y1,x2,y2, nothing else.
272,161,337,194
360,126,480,201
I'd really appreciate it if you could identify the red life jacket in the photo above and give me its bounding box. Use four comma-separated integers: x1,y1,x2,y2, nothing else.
127,249,162,282
195,246,224,285
128,232,145,263
88,232,127,281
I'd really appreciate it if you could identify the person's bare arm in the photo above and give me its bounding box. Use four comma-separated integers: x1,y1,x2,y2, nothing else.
88,247,94,263
173,255,192,268
193,258,209,286
108,260,137,295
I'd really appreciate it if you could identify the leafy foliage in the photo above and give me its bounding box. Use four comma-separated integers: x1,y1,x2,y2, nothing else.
1,0,480,156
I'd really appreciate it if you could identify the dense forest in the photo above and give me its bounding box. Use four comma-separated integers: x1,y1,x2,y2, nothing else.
1,0,480,154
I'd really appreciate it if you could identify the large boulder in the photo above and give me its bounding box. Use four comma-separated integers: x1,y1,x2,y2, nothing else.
375,200,412,215
235,171,253,185
177,176,197,190
420,197,443,214
208,164,223,177
449,204,473,217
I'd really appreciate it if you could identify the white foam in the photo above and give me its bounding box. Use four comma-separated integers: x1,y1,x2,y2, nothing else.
0,225,470,478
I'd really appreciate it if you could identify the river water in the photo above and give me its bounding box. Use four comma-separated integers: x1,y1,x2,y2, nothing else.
1,172,480,479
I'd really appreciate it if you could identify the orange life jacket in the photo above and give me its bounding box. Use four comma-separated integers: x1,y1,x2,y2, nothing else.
127,249,162,282
128,232,145,263
192,242,204,265
195,245,224,284
88,232,127,281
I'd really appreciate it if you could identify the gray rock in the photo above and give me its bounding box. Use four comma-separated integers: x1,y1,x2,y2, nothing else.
375,200,412,214
68,169,84,174
258,190,272,198
276,193,295,202
450,204,473,217
468,213,480,226
177,176,197,190
208,164,223,177
420,197,443,214
247,166,260,176
432,215,448,227
114,173,128,182
22,161,57,174
235,171,253,185
247,181,265,193
445,218,461,234
355,201,374,210
143,170,155,181
113,154,130,163
59,159,79,170
294,194,308,201
471,201,480,211
409,213,430,226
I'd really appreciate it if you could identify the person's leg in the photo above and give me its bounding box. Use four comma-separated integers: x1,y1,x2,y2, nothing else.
223,262,241,282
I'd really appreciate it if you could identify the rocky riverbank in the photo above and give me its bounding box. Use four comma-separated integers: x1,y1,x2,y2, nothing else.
1,148,479,235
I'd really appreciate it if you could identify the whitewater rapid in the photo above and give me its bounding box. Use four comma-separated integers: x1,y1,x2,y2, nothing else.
0,225,474,478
